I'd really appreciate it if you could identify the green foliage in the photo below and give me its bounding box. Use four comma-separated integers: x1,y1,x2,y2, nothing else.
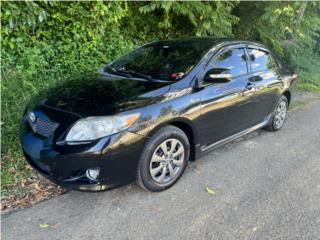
139,1,239,37
1,1,319,190
236,2,320,53
290,52,320,92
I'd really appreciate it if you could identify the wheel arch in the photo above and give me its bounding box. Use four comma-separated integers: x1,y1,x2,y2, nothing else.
146,117,199,161
282,90,291,106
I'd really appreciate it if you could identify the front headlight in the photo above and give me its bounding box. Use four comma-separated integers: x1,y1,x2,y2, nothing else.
65,113,140,142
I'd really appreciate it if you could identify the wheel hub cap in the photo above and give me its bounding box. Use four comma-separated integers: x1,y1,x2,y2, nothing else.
275,100,287,128
149,138,185,184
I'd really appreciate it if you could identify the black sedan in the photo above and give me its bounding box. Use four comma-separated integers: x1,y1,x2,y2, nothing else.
20,38,298,192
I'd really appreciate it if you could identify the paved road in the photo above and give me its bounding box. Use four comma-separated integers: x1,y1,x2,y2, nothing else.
2,99,320,240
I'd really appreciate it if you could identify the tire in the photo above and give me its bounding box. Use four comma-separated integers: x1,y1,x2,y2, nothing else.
136,125,190,192
264,95,288,132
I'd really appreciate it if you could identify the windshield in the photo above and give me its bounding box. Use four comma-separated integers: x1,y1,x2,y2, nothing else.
107,40,213,81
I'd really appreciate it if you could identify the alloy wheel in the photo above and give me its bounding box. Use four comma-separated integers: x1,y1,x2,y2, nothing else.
149,138,185,185
274,100,287,129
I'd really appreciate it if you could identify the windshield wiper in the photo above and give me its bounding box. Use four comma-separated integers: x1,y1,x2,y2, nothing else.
103,66,171,83
124,70,154,82
104,66,132,78
104,66,155,81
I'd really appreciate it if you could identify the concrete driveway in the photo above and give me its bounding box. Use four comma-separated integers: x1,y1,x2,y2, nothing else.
2,98,320,240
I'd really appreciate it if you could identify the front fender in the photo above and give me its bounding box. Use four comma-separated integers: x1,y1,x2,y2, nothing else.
128,90,202,145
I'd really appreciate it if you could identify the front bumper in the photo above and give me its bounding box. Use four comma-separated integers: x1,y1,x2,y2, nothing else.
20,115,146,191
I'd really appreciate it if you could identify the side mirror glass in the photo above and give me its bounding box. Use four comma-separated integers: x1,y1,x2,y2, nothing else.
203,68,232,83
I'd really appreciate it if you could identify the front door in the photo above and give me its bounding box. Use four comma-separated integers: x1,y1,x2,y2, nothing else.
198,46,257,149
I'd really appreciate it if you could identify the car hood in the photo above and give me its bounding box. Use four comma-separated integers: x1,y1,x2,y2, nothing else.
30,72,171,117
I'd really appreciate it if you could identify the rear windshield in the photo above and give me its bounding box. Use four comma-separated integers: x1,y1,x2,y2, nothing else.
110,40,213,81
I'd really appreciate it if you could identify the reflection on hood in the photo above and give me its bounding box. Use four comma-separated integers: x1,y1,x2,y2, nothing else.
30,72,171,116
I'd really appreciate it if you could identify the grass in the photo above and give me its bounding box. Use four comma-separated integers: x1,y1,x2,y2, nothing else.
289,100,307,111
1,53,320,193
1,71,58,194
296,83,320,92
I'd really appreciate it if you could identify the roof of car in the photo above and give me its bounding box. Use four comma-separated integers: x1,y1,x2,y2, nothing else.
155,37,266,49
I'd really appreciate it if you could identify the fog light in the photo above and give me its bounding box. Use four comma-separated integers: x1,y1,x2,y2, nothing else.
86,168,100,181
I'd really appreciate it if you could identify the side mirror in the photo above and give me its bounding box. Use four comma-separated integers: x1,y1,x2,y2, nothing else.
203,68,232,83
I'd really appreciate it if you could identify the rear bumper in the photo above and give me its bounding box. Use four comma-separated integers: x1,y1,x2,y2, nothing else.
21,118,146,191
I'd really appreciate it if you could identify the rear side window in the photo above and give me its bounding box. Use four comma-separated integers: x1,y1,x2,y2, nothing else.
210,48,248,77
248,49,278,72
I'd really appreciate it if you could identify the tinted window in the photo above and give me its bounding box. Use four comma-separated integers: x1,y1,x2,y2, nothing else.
248,49,277,71
109,40,213,81
210,48,248,77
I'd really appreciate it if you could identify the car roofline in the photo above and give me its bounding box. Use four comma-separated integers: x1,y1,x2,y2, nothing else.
144,38,273,53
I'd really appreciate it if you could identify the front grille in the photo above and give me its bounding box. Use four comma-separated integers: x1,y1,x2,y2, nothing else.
27,114,59,138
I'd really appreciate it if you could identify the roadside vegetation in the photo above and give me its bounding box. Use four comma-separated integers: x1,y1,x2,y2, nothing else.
1,1,319,198
289,100,307,111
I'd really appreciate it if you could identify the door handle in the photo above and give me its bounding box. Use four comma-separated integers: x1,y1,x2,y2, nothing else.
242,82,255,97
245,82,254,90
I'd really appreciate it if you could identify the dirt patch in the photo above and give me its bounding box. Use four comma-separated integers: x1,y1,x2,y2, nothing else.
1,168,67,214
294,91,320,104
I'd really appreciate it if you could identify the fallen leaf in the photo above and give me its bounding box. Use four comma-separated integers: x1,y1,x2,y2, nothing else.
206,187,216,195
30,182,41,191
8,167,16,173
150,206,163,213
39,223,50,228
26,165,33,170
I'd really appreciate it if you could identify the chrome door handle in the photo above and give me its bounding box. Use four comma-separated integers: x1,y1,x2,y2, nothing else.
245,82,254,90
242,82,255,97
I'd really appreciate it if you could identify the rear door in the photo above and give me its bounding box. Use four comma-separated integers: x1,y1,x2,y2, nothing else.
246,47,283,123
199,46,258,148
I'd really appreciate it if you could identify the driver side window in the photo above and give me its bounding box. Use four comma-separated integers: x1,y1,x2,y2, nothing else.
209,48,248,77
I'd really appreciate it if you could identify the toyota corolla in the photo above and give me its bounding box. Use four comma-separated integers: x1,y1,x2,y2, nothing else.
20,38,298,191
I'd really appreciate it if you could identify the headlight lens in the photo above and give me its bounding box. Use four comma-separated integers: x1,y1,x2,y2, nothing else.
65,113,140,142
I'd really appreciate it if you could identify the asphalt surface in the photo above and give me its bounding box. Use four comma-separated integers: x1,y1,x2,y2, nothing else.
2,98,320,240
